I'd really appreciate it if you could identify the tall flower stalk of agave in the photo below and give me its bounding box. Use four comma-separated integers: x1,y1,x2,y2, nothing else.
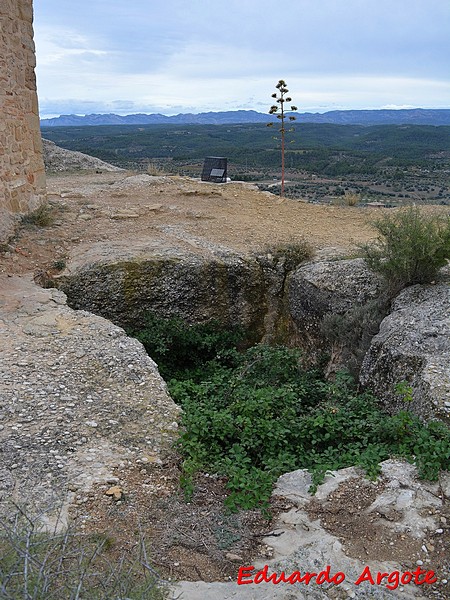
268,80,298,197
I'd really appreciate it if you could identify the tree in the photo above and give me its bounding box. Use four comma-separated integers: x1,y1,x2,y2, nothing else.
267,80,298,197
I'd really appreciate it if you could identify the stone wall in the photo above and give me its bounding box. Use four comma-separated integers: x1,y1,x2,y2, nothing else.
0,0,46,244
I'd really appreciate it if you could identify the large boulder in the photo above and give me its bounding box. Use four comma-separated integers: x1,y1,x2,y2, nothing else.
0,275,180,524
56,241,305,344
360,283,450,422
288,258,384,367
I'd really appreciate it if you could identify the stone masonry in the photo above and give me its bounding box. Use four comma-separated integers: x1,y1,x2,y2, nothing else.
0,0,46,244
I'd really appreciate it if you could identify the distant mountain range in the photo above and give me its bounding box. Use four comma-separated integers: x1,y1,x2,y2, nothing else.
40,108,450,128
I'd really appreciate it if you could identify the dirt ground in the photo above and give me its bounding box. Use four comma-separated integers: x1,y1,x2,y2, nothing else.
1,171,448,595
0,170,383,278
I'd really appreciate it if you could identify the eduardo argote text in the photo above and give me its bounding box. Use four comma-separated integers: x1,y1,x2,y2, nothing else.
237,564,437,591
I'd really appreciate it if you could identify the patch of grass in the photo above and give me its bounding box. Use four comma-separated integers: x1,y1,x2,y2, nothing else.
21,204,55,228
0,507,167,600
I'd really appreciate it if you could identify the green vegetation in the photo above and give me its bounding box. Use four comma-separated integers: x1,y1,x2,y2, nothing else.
129,313,245,381
41,122,450,204
133,315,450,515
0,508,166,600
41,123,450,176
21,204,55,228
362,206,450,290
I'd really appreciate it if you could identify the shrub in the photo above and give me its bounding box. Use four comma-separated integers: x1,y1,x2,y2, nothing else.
21,204,55,227
132,317,450,514
361,207,450,290
169,344,450,513
129,313,244,380
344,192,360,206
260,240,314,271
320,294,392,376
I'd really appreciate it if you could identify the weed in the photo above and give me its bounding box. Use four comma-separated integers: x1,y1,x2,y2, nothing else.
147,162,166,176
0,506,167,599
262,240,314,270
170,343,450,512
394,380,414,403
21,204,55,228
128,313,245,380
320,294,391,376
344,192,361,206
52,259,66,271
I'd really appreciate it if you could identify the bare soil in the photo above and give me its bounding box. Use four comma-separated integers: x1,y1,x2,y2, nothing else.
0,170,383,278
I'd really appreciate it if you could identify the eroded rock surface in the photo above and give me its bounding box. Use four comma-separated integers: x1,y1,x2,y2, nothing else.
0,274,180,525
42,138,124,173
287,259,384,368
360,283,450,422
172,460,449,599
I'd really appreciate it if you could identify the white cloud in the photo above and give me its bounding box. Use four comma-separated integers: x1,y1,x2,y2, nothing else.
33,0,450,116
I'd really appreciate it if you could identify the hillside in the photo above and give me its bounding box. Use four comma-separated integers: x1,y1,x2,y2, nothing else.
40,108,450,127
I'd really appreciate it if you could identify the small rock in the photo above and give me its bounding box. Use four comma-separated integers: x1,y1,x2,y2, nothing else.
105,486,123,501
225,553,244,562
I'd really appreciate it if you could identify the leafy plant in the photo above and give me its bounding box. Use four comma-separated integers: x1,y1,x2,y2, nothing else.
131,317,449,514
128,313,244,380
167,342,450,513
361,206,450,291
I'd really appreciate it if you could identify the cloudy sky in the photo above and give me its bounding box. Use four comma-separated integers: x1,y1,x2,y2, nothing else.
33,0,450,118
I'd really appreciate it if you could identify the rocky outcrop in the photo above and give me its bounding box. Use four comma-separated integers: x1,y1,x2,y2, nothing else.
57,242,301,344
360,283,450,422
173,460,449,599
288,258,384,367
0,274,180,524
42,138,124,172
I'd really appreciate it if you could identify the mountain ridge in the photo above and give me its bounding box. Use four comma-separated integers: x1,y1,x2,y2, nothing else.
41,108,450,127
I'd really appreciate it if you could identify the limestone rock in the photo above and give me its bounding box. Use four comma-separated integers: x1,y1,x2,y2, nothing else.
288,258,383,363
42,138,124,173
105,486,123,501
0,274,180,525
360,283,450,422
173,459,445,599
289,259,382,320
58,250,273,338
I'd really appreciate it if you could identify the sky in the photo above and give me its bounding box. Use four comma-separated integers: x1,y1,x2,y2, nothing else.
33,0,450,118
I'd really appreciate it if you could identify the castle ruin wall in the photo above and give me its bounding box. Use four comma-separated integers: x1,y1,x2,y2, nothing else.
0,0,46,244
